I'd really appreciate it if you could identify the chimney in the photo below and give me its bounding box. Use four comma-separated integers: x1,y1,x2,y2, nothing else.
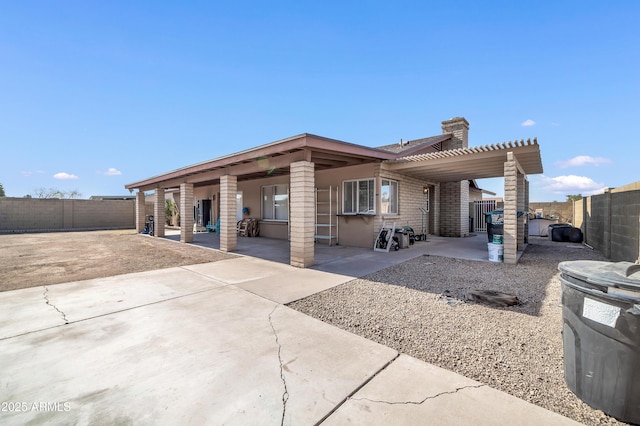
441,117,469,150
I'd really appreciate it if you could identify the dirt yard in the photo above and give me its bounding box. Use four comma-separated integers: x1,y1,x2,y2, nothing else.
0,230,238,292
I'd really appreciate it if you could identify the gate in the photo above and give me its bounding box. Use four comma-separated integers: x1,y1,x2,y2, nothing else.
473,200,497,232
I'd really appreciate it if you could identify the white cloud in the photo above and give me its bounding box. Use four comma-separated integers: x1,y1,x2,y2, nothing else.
521,119,536,127
53,172,79,180
556,155,612,168
103,167,122,176
539,175,606,196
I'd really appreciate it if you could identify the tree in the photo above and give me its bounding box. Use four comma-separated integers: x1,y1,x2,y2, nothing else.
165,199,180,226
67,190,82,199
0,183,5,197
33,187,83,199
566,194,582,202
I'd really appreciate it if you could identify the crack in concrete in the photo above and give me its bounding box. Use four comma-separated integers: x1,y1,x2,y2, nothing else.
268,305,289,426
43,287,69,324
350,384,486,406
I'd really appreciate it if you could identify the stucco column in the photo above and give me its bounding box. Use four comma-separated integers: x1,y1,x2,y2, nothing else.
220,175,237,252
517,174,525,250
136,191,146,233
180,183,194,243
503,152,518,264
290,161,315,268
153,188,165,237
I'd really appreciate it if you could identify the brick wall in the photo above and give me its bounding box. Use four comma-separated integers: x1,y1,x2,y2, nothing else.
434,117,471,237
439,181,469,237
374,168,431,241
441,117,469,150
0,198,135,232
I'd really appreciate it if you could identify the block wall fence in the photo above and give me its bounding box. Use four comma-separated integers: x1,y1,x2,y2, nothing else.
0,198,154,232
572,181,640,262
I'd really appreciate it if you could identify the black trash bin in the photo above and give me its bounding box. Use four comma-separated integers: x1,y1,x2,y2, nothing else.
559,260,640,424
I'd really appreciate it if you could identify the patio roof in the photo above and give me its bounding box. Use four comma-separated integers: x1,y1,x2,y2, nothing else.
126,134,396,191
383,138,543,182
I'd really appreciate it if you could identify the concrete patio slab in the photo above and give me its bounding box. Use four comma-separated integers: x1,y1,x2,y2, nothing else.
165,230,522,277
44,267,226,323
0,266,226,340
235,268,353,304
1,253,571,425
323,354,580,425
183,257,295,284
0,286,67,339
0,280,398,425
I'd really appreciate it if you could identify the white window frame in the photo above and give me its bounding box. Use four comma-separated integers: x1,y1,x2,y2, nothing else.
342,178,375,215
261,184,289,221
380,178,399,215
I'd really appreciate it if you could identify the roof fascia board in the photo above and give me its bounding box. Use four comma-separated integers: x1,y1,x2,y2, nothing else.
125,135,309,189
133,151,309,191
304,134,397,160
126,133,396,190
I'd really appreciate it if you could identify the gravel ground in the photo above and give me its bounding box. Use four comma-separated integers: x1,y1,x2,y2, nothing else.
290,237,629,425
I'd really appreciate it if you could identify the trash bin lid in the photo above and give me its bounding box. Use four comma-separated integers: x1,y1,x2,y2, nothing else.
559,261,640,291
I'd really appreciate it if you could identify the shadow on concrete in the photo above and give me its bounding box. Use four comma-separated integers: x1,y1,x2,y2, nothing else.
163,230,514,279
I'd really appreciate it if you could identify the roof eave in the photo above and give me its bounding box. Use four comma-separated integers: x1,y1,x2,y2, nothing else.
125,133,396,190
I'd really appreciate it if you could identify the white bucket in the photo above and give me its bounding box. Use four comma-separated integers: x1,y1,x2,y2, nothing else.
492,234,504,244
488,242,504,262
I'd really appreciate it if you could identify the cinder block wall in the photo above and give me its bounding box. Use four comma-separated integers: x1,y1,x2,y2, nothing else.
529,201,573,223
587,195,607,256
0,198,136,232
610,190,640,261
573,182,640,262
439,181,469,237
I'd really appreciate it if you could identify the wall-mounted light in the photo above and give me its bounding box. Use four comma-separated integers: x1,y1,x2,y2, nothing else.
423,186,429,195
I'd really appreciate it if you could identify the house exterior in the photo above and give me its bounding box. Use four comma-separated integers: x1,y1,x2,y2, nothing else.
125,117,543,266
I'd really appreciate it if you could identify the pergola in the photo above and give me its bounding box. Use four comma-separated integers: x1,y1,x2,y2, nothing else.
384,138,543,263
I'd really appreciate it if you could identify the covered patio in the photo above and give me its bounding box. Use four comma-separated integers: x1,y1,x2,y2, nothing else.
385,138,542,264
162,230,521,278
126,131,542,267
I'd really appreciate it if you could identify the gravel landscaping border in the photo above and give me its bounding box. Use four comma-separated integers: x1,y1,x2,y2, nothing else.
289,237,628,425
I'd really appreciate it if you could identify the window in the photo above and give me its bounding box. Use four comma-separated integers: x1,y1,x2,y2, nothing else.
381,179,398,214
262,185,288,220
343,179,375,214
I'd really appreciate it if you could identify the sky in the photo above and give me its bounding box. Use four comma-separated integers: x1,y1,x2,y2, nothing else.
1,1,638,201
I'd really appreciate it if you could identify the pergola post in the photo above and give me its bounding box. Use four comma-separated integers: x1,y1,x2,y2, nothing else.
220,175,237,252
153,188,165,237
135,191,146,233
180,183,194,243
290,161,315,268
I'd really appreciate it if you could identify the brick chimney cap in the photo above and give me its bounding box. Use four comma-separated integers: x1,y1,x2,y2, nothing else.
442,117,469,126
